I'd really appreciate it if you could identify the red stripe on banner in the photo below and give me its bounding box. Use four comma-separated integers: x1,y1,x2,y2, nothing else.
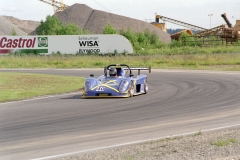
0,49,10,54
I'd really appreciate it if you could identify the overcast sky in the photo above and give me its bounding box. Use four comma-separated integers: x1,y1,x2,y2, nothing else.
0,0,239,29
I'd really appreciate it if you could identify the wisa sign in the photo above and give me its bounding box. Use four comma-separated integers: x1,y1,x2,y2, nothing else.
0,37,36,48
78,36,101,53
0,35,133,54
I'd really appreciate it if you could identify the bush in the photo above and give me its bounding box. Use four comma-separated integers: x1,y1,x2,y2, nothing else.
103,24,117,34
37,15,90,35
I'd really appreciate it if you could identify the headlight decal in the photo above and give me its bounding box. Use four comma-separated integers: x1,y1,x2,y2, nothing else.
84,80,91,92
119,80,129,92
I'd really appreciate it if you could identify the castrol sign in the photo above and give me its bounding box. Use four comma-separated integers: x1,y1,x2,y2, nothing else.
0,37,36,48
0,35,133,54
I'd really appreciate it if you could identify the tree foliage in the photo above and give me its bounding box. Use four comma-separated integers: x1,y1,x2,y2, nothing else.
36,15,89,35
103,24,117,34
117,26,165,52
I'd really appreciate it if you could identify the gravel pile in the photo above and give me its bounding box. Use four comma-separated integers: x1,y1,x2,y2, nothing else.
55,127,240,160
3,16,40,34
1,3,171,43
56,3,171,43
0,15,27,36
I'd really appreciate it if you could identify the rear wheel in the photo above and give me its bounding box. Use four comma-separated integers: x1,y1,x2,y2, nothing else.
144,83,148,94
144,78,148,94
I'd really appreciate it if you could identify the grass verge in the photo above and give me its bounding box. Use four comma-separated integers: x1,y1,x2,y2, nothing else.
1,53,240,70
0,72,85,102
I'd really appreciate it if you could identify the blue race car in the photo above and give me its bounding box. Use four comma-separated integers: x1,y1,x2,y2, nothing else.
82,64,151,98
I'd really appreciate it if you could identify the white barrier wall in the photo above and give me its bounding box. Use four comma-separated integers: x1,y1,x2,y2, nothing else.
0,35,133,54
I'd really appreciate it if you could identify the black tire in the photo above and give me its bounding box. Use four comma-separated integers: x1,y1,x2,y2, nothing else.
144,82,148,94
128,82,134,97
143,78,148,94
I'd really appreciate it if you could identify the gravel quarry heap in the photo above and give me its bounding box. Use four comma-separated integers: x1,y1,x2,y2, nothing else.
0,15,40,36
1,3,171,43
3,16,40,34
55,3,171,43
34,3,171,43
0,16,28,36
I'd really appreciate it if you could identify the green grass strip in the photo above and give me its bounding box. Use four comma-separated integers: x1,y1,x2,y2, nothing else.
0,72,85,102
1,53,240,70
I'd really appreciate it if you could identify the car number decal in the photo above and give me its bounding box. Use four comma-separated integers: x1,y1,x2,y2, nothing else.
91,84,119,92
96,86,104,91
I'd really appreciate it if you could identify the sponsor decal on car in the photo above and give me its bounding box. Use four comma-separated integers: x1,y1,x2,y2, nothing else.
96,86,104,91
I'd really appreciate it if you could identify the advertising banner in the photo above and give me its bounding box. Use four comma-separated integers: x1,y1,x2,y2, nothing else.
0,35,133,54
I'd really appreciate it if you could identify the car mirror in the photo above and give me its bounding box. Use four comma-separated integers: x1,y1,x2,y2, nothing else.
90,74,94,77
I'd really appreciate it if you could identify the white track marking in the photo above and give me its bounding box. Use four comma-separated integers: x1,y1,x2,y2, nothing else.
30,123,240,160
0,92,80,105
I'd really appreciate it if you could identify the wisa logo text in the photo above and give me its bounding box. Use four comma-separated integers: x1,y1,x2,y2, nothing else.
79,41,99,47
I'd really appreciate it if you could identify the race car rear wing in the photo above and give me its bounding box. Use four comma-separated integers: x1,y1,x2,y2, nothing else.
127,67,151,75
104,64,151,76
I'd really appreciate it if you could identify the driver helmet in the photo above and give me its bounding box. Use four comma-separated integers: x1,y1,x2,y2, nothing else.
109,68,117,76
117,68,125,77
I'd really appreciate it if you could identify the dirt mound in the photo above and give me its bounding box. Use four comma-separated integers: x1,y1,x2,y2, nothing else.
0,16,27,36
3,16,40,34
56,4,93,29
55,3,171,43
8,3,170,43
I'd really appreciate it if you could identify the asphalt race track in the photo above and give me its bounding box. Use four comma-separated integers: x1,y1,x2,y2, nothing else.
0,69,240,160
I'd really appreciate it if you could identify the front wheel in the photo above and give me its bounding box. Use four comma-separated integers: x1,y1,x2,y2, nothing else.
128,82,134,97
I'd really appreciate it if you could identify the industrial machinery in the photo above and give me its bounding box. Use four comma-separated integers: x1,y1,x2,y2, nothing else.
38,0,68,14
194,13,239,41
195,24,226,37
221,13,232,28
154,14,206,31
152,14,206,40
152,13,240,42
151,15,167,32
170,29,193,41
221,13,240,42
